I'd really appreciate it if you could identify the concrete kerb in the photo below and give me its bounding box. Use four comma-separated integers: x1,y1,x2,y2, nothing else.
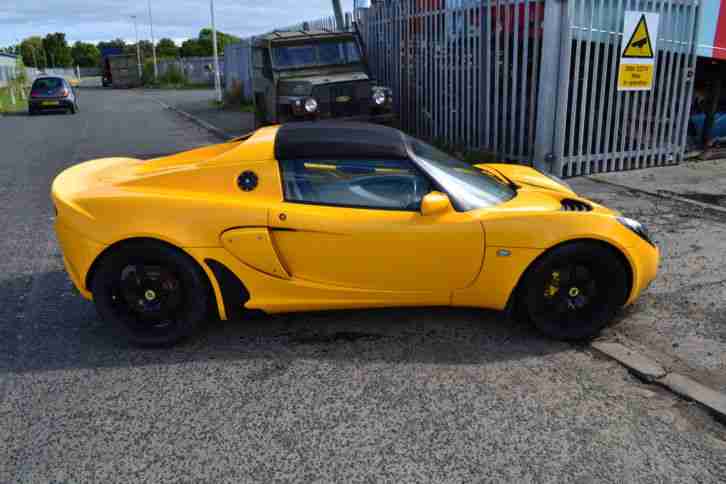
592,341,726,421
586,176,726,215
151,97,233,141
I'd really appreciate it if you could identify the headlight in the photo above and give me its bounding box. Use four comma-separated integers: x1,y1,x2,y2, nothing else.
617,217,655,246
304,97,318,113
372,90,386,106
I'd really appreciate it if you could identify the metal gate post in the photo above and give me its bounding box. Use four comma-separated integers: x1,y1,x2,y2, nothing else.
533,0,566,173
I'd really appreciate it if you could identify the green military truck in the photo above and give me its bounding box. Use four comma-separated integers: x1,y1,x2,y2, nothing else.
248,30,395,126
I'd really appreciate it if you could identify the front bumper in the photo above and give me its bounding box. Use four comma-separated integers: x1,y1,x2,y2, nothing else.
624,240,659,306
288,111,396,124
337,112,397,124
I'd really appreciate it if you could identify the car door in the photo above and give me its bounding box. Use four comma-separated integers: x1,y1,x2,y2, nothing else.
268,158,484,293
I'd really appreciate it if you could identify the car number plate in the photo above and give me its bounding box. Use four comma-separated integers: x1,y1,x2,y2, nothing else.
42,101,60,106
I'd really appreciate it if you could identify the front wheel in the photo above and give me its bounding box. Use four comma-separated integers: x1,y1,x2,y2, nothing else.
90,241,210,347
521,242,629,340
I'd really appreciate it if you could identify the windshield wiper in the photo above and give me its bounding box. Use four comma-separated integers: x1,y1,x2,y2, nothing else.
478,166,519,191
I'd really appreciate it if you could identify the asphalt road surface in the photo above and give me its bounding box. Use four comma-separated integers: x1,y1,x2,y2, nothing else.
1,88,725,483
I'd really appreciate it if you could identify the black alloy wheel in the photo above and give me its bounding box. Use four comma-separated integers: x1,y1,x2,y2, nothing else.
90,241,210,346
522,242,629,340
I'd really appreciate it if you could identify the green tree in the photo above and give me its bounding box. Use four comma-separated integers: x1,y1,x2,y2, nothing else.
20,36,45,68
179,38,206,58
71,41,100,67
157,38,179,58
199,28,240,53
96,38,126,53
42,33,73,67
124,40,154,60
179,29,240,57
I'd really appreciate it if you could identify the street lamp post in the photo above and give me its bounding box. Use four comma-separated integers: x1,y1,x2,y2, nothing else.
131,15,143,82
147,0,158,80
210,0,222,103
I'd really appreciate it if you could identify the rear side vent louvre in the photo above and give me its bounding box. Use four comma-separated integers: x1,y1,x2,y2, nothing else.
561,199,593,212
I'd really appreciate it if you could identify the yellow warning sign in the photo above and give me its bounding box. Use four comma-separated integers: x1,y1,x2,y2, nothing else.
617,64,654,90
622,14,654,58
618,11,660,91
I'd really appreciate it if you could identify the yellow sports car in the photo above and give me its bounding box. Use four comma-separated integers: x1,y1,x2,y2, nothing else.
52,123,659,346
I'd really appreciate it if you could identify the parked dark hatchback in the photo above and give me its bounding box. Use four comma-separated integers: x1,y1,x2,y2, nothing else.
28,77,79,115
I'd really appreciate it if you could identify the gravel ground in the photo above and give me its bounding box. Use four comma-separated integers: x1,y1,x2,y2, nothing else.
572,177,726,392
1,89,725,482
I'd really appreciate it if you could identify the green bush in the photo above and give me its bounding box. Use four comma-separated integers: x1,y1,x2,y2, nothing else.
159,64,186,86
142,59,156,85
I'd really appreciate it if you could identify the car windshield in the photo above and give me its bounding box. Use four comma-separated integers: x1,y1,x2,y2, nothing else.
406,136,516,211
273,40,361,69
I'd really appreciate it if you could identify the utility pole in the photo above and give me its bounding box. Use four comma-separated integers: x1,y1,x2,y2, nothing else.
332,0,344,31
210,0,222,103
147,0,158,80
131,15,143,82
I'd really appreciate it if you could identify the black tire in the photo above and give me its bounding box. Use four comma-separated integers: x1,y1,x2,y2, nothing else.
520,242,629,341
90,241,211,347
68,104,76,114
28,107,36,116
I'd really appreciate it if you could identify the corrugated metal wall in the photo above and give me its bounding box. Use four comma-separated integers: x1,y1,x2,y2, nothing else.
224,41,253,101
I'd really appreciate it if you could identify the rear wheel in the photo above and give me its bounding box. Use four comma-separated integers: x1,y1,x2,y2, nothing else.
521,242,629,340
90,241,210,347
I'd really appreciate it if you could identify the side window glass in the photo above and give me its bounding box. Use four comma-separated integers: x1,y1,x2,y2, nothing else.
280,159,432,211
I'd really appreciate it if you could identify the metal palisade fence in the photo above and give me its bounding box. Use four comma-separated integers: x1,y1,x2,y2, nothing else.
358,0,545,164
552,0,698,177
355,0,698,175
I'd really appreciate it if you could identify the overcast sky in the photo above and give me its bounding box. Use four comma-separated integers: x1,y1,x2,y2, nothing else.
0,0,359,47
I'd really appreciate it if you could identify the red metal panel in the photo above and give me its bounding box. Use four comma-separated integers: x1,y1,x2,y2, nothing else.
715,1,726,60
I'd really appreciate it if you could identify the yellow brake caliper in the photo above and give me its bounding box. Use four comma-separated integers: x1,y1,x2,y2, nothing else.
544,271,560,298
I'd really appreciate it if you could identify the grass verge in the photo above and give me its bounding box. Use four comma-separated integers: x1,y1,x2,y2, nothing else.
0,86,28,113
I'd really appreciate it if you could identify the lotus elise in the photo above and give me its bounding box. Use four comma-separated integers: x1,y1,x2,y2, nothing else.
52,122,659,346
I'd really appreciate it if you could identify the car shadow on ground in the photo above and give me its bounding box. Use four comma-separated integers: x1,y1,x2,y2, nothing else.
3,270,575,374
3,111,71,117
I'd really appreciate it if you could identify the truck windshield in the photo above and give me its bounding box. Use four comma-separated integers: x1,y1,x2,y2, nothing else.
273,41,361,69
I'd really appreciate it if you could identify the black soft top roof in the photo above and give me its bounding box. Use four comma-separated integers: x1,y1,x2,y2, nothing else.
274,122,410,161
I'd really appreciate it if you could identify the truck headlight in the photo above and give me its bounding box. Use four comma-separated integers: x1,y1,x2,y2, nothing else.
304,97,318,113
372,90,386,106
617,217,655,246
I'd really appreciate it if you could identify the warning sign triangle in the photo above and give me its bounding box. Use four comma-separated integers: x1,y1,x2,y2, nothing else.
623,14,654,58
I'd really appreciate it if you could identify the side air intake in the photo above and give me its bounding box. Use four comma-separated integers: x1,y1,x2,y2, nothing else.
561,199,593,212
